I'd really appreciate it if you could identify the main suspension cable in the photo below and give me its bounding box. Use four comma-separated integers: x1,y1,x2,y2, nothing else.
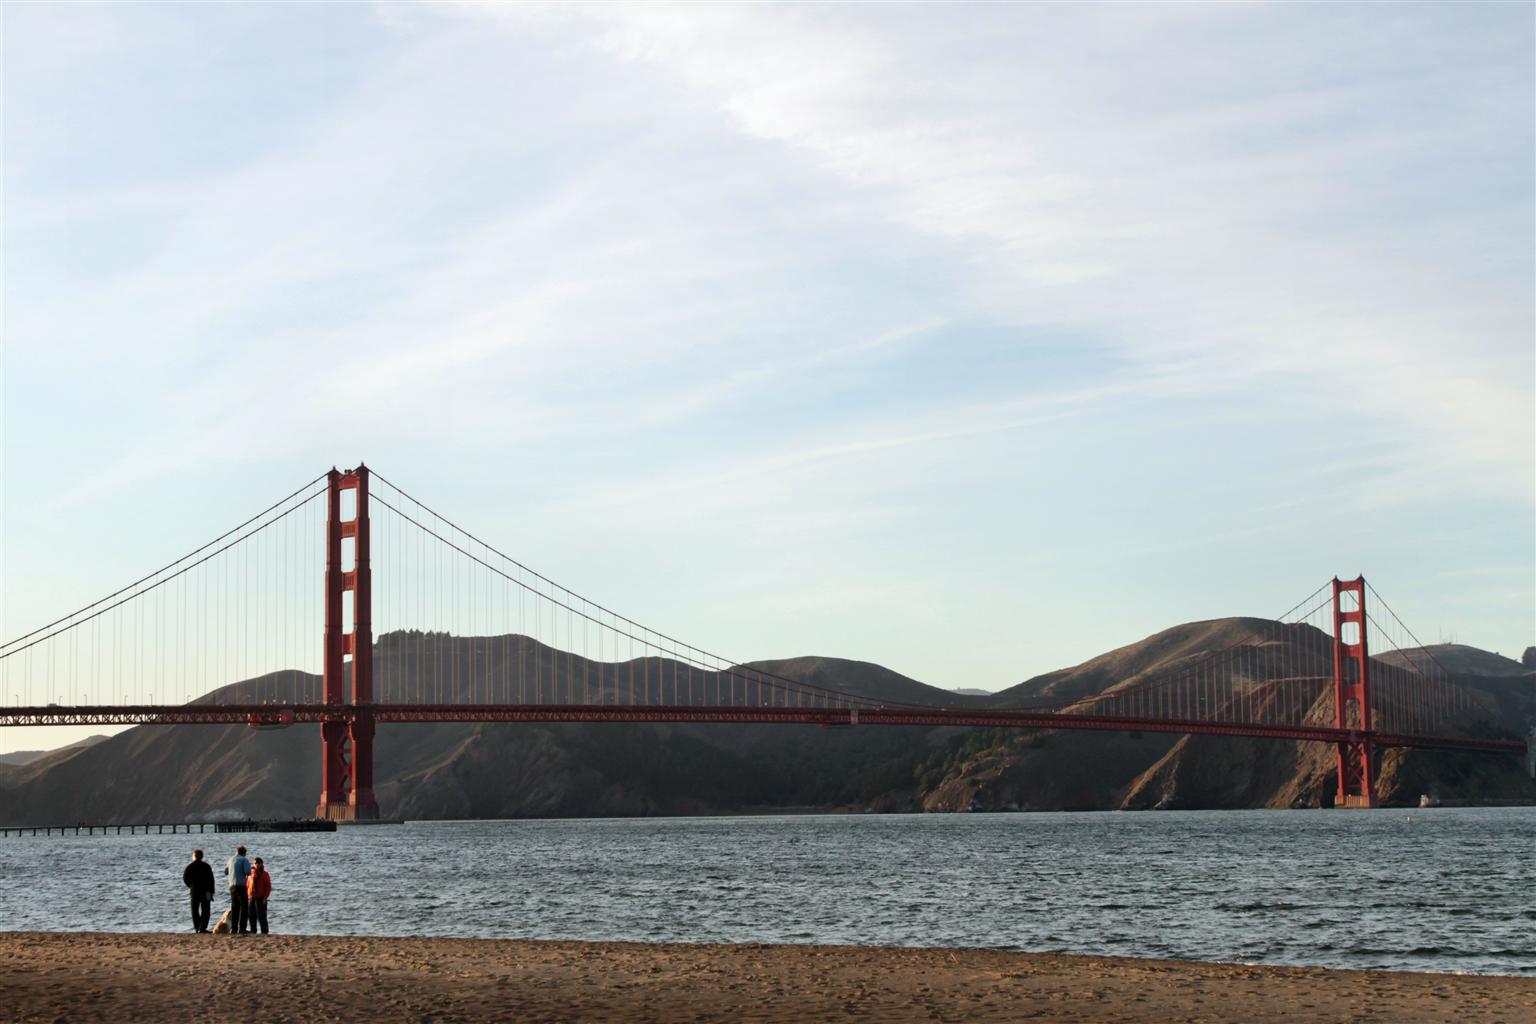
0,486,326,661
1,473,326,653
369,487,899,709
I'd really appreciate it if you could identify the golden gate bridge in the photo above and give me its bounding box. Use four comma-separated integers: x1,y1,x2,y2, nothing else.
1,465,1525,817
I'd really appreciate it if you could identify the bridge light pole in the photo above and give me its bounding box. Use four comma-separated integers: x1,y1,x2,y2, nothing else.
315,465,379,821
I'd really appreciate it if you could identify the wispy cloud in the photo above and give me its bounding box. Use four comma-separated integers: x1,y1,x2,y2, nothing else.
459,2,1533,499
3,2,1531,699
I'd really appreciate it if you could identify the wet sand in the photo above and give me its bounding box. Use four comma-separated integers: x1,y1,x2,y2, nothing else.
1,932,1531,1023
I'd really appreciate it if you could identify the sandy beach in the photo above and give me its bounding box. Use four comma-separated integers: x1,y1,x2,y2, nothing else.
1,932,1531,1023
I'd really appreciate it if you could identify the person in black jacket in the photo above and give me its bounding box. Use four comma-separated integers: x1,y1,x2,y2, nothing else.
182,849,215,933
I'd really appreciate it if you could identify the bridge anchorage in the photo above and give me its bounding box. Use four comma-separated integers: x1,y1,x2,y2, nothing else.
0,462,1526,813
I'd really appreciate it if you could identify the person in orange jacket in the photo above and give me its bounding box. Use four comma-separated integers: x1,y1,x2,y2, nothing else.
246,857,272,935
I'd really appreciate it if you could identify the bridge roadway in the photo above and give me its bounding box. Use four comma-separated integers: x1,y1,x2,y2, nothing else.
1,704,1525,756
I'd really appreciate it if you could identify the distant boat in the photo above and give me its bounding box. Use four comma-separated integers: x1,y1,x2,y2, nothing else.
1419,794,1441,808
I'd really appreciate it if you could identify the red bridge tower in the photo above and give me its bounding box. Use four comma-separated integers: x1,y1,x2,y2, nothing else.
315,465,379,821
1331,576,1376,809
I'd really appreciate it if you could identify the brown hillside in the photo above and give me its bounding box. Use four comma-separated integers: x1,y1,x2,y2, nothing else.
1377,644,1529,678
3,625,1531,825
989,618,1325,706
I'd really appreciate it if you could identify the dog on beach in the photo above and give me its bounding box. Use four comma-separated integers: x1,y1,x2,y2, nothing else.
211,910,233,935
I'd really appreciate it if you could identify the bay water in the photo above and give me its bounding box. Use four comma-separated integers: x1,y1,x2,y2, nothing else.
1,807,1531,975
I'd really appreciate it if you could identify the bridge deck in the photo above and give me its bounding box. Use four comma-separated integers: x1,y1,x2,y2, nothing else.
1,704,1525,756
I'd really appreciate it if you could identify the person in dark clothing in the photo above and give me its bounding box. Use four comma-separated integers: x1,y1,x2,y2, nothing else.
225,845,252,935
183,849,215,933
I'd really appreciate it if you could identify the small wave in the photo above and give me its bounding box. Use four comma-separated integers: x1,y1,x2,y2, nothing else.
1397,947,1535,961
1216,901,1302,912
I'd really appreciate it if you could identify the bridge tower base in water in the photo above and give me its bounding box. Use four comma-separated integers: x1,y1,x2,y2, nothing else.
1331,576,1376,809
316,465,379,821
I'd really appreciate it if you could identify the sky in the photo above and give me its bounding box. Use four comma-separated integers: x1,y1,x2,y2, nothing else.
2,2,1532,754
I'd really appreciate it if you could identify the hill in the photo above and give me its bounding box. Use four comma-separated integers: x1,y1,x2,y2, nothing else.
0,734,110,767
1,624,1530,825
935,619,1534,812
1376,644,1529,678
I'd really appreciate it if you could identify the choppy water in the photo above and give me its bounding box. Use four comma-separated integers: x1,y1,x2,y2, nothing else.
2,808,1532,975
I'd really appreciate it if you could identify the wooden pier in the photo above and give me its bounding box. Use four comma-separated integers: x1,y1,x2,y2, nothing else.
1,819,337,837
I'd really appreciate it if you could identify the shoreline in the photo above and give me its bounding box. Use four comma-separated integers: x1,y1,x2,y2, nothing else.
3,932,1532,1023
8,801,1536,831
